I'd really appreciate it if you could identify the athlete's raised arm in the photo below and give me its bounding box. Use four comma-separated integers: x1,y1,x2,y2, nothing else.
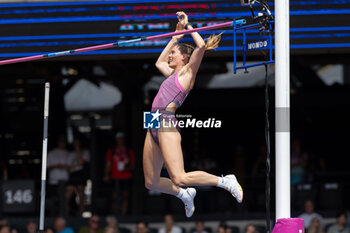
155,22,185,77
177,12,223,78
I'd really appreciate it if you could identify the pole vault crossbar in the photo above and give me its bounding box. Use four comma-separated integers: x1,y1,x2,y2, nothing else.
0,19,246,66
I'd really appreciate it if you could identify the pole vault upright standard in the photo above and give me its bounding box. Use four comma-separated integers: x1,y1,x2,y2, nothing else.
39,83,50,232
0,20,245,66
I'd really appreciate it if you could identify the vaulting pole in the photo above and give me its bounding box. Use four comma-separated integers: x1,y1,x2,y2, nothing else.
0,19,245,66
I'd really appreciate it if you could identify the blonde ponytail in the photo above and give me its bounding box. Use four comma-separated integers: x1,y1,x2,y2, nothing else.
205,32,224,52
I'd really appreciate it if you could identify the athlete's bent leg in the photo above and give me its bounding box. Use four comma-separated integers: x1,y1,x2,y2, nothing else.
158,130,219,186
143,131,196,217
143,131,179,195
158,129,243,203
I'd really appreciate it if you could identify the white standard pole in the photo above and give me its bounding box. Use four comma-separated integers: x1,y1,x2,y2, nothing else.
275,0,291,220
39,82,50,231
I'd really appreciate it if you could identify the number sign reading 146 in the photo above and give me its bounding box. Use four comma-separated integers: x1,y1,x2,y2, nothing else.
5,189,33,204
2,180,36,213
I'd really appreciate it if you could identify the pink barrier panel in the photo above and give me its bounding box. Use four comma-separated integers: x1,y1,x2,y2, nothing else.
272,218,304,233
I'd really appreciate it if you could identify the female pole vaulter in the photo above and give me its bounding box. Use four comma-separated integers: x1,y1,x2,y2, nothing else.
143,12,243,218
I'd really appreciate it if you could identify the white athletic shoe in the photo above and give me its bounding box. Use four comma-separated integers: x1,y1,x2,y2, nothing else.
224,175,243,203
182,187,196,218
